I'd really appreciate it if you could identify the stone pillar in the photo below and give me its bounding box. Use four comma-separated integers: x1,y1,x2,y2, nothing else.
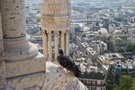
0,0,46,85
61,31,65,52
42,30,48,57
0,0,26,39
66,30,70,56
48,31,52,59
0,12,6,90
54,31,59,60
0,0,38,61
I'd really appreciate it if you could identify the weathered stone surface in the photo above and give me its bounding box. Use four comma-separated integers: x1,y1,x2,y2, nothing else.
40,0,71,31
7,72,46,90
0,0,26,38
41,16,70,31
4,38,39,61
0,61,6,89
0,12,4,59
0,0,46,89
0,12,6,90
41,62,88,90
6,61,88,90
25,86,40,90
6,52,46,78
0,0,39,61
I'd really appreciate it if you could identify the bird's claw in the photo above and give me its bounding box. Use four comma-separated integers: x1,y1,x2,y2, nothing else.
58,66,64,69
58,66,69,73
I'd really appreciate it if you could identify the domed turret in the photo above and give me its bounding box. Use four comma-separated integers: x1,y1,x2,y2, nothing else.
41,0,71,61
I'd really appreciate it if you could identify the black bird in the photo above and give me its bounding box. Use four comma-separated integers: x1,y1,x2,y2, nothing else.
57,49,81,77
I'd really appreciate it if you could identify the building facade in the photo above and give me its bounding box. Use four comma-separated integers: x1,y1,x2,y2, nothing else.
79,71,106,90
108,60,135,84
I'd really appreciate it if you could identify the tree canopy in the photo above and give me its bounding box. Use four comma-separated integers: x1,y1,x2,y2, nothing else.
117,48,125,53
128,43,135,53
106,75,135,90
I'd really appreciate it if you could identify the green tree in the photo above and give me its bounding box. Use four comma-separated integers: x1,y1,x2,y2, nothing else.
106,75,135,90
128,43,135,53
113,84,121,90
37,11,40,13
113,75,133,90
119,75,133,90
117,48,125,53
131,78,135,90
106,78,113,90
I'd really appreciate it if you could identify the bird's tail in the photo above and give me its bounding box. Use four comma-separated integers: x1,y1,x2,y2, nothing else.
74,66,81,77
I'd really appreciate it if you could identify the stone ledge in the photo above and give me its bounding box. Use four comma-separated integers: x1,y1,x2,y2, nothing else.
42,62,88,90
5,52,46,78
4,42,39,61
6,61,88,90
7,72,46,90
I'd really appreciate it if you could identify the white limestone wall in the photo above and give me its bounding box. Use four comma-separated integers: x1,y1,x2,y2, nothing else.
0,0,26,38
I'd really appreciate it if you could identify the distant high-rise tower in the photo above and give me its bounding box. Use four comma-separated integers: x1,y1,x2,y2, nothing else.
41,0,71,61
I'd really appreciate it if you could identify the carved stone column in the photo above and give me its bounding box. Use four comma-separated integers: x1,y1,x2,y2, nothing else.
61,31,65,52
42,30,48,57
54,31,59,60
66,30,70,56
48,31,52,59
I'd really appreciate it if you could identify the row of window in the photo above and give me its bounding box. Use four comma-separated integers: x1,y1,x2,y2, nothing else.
88,87,105,90
79,79,104,85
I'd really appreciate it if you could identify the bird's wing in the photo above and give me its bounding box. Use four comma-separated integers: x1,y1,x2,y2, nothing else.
64,55,74,63
59,56,74,68
65,56,81,72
